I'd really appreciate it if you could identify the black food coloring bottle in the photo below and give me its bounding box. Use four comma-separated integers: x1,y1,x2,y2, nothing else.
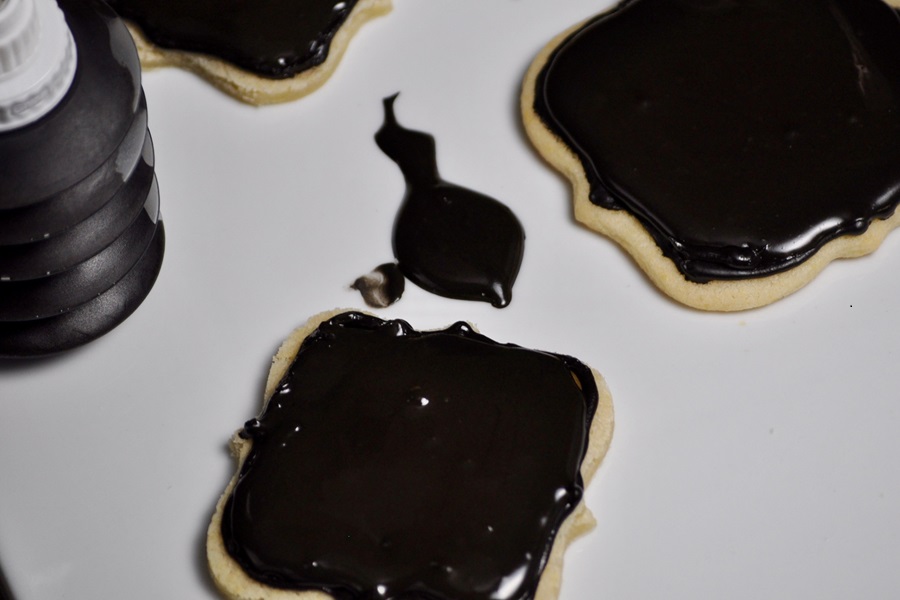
0,0,164,358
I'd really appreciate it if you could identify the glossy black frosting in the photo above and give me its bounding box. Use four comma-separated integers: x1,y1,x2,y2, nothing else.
106,0,361,78
221,312,598,600
376,95,525,307
533,0,900,281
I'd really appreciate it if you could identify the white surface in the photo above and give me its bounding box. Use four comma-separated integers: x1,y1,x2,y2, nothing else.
2,1,900,598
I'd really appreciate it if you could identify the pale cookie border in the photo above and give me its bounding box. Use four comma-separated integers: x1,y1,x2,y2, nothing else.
521,2,900,312
207,309,615,600
125,0,392,105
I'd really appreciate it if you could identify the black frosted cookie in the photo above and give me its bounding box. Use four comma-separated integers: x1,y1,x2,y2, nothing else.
375,95,526,308
107,0,391,104
523,0,900,310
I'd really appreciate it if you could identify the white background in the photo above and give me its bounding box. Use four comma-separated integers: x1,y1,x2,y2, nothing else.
2,0,900,598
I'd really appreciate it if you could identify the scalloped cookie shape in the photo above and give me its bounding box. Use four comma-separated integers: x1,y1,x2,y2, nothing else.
107,0,391,105
523,0,900,310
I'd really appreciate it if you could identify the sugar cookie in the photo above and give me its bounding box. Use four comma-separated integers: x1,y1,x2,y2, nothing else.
107,0,391,104
207,310,614,600
523,0,900,310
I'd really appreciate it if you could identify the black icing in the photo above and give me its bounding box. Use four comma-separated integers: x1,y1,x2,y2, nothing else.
105,0,362,79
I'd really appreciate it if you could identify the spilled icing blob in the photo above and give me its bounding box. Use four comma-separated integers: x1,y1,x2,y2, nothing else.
376,95,525,307
221,312,598,600
533,0,900,281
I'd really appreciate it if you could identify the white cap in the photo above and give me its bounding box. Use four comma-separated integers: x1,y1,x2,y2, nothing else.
0,0,76,131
